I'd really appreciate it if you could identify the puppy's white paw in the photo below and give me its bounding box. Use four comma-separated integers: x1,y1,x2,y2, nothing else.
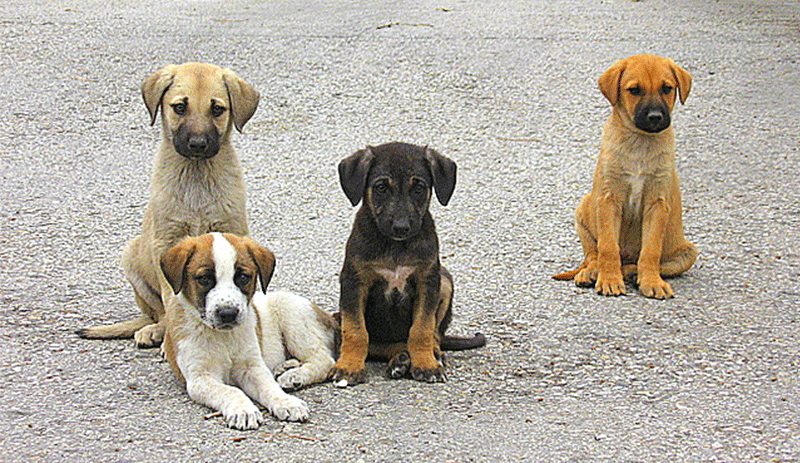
268,395,309,422
277,366,312,391
222,401,263,430
273,359,302,378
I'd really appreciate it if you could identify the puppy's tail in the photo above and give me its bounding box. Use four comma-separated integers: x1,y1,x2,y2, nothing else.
552,268,580,281
441,333,486,351
75,316,153,340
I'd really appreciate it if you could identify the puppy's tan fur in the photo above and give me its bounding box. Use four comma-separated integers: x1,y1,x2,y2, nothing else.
78,62,259,346
554,54,697,299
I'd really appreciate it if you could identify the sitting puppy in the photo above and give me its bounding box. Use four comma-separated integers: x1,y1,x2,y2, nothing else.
160,233,337,429
329,142,485,387
554,54,697,299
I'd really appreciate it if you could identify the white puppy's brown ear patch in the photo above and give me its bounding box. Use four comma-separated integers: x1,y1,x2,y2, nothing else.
161,238,198,294
141,65,178,126
246,241,275,293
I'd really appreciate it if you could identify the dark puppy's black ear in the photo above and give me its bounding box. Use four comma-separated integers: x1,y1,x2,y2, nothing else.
424,147,457,206
338,148,374,206
160,238,197,295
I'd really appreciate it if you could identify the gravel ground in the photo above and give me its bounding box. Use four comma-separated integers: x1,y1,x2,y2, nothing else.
1,0,799,461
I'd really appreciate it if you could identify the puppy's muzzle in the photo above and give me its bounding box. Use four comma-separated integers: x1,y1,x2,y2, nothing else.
215,305,240,327
390,218,412,240
634,104,671,133
174,125,221,160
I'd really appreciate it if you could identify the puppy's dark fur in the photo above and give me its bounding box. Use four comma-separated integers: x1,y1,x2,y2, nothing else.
329,142,485,386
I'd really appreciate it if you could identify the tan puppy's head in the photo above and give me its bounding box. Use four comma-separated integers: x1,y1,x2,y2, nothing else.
160,233,275,330
598,54,692,134
141,62,260,160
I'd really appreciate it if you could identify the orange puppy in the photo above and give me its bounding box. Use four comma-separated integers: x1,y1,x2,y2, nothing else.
554,54,697,299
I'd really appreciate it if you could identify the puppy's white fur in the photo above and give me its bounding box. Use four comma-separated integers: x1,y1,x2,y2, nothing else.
162,233,337,429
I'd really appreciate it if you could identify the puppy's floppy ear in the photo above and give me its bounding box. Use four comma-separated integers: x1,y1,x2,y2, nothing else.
598,59,627,106
424,147,457,206
160,238,197,295
338,148,374,207
222,68,260,133
142,65,178,126
669,60,692,105
246,242,275,293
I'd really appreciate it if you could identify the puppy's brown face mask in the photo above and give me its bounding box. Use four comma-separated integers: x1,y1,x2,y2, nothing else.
141,63,260,160
160,233,275,330
599,54,692,134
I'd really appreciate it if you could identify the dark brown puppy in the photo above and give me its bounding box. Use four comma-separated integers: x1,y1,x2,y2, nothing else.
329,142,485,386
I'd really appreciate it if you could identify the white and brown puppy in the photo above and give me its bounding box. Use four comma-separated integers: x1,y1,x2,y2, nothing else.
160,233,337,429
554,54,697,299
77,62,259,347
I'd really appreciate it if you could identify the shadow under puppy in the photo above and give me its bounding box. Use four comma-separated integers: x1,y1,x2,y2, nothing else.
554,54,697,299
160,233,337,429
329,142,485,387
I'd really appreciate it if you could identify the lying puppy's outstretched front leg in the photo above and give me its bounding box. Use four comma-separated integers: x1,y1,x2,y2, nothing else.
233,359,310,423
185,373,264,430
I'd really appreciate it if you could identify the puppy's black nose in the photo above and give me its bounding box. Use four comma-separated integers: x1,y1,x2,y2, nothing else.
217,306,239,325
188,134,209,153
647,110,664,124
391,219,411,237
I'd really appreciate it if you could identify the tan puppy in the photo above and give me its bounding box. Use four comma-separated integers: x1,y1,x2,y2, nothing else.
554,54,697,299
160,233,338,429
77,63,259,346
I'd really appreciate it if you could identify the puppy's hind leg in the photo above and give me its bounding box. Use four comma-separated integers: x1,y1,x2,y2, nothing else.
131,291,166,348
369,342,411,379
260,292,337,391
660,241,697,278
123,241,167,348
563,202,600,287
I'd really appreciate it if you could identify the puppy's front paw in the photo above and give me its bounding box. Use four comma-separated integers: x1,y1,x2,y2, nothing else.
277,366,312,391
409,352,446,383
411,365,446,383
268,395,309,422
328,362,367,387
595,272,626,296
638,276,674,299
134,323,164,348
222,401,263,430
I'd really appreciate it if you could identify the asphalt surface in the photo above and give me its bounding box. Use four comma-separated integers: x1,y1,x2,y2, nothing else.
2,0,799,461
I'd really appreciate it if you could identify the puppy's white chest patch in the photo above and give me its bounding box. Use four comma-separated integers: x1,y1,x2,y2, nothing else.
375,266,415,294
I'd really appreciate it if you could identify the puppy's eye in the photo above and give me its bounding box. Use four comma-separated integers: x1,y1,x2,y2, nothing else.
661,85,674,94
234,271,251,289
411,182,427,197
172,102,187,116
211,104,226,117
627,87,642,96
373,181,389,195
195,274,215,288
